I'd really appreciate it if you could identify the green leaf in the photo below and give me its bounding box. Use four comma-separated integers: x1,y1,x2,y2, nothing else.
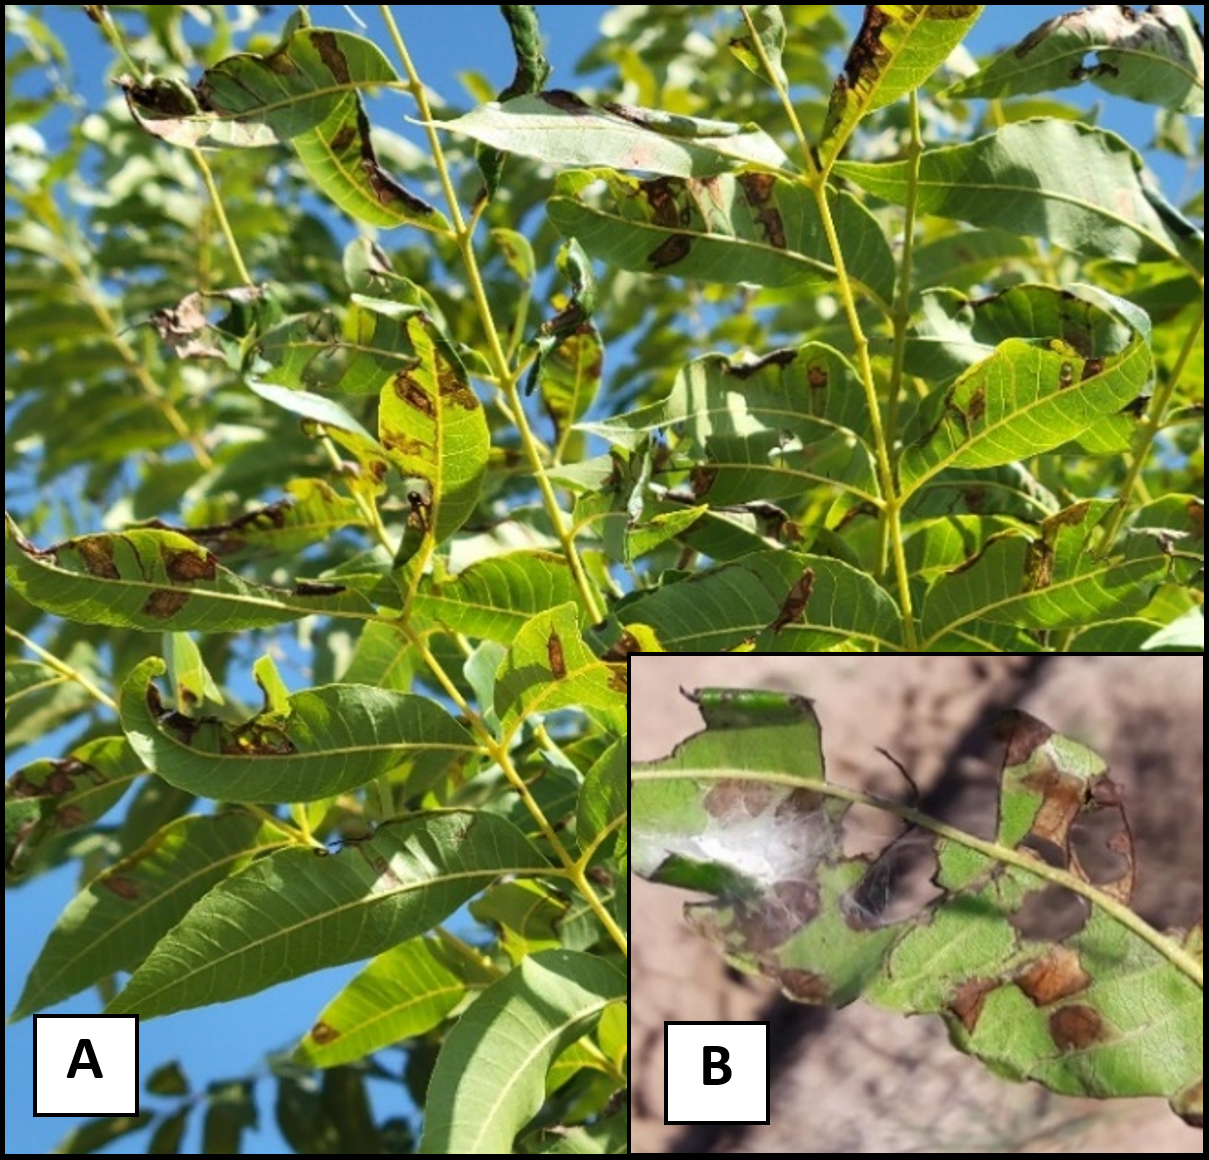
729,5,788,89
577,741,627,857
11,813,292,1021
121,26,446,230
836,120,1204,274
164,631,224,709
378,314,489,550
632,690,1203,1123
820,5,984,169
253,308,413,398
412,551,584,643
4,654,91,756
581,342,878,510
148,1107,190,1154
54,1113,155,1154
549,169,895,304
146,1061,190,1097
494,604,627,737
920,512,1175,645
441,93,792,178
294,937,468,1068
6,737,145,882
120,657,479,804
292,93,446,229
244,379,376,440
417,949,626,1153
948,5,1205,116
902,462,1059,523
619,551,903,652
107,811,544,1018
202,1081,257,1155
5,514,375,633
898,289,1153,494
1142,607,1205,652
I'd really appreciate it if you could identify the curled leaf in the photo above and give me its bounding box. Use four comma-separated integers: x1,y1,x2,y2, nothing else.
632,688,1203,1124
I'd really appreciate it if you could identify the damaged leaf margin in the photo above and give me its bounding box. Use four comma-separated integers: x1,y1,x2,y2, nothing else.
632,687,1203,1127
119,24,446,231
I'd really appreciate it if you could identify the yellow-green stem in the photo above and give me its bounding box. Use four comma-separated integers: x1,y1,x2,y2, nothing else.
884,92,924,468
379,6,603,623
811,183,918,650
737,6,917,651
401,623,627,957
317,427,395,553
738,8,819,181
6,625,118,714
189,147,253,286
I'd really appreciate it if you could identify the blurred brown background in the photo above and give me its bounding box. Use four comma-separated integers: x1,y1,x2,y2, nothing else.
631,656,1203,1154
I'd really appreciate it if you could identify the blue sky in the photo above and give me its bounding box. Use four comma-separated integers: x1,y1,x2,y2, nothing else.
5,4,1204,1154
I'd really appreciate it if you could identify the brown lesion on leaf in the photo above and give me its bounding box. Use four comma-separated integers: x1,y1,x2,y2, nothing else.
993,708,1055,769
600,631,641,661
539,89,592,115
310,30,351,85
772,966,832,1004
738,171,776,206
1015,946,1091,1005
724,348,796,379
392,371,435,418
356,844,404,890
547,630,567,679
1024,536,1054,590
737,171,787,249
310,1022,341,1045
352,103,435,216
141,497,292,557
220,721,298,757
607,666,628,693
74,536,120,579
101,875,140,900
723,878,820,952
14,756,106,799
841,5,893,90
1186,498,1204,537
436,364,480,410
705,779,774,819
1173,1078,1203,1129
807,362,829,389
1048,1002,1109,1051
329,123,357,153
648,233,692,269
142,589,191,619
948,977,997,1033
294,580,346,597
640,176,690,229
769,568,814,635
967,384,986,425
56,803,87,830
689,465,716,498
165,548,217,582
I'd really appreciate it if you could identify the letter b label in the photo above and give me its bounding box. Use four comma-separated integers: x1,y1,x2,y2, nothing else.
703,1045,732,1085
664,1021,769,1125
